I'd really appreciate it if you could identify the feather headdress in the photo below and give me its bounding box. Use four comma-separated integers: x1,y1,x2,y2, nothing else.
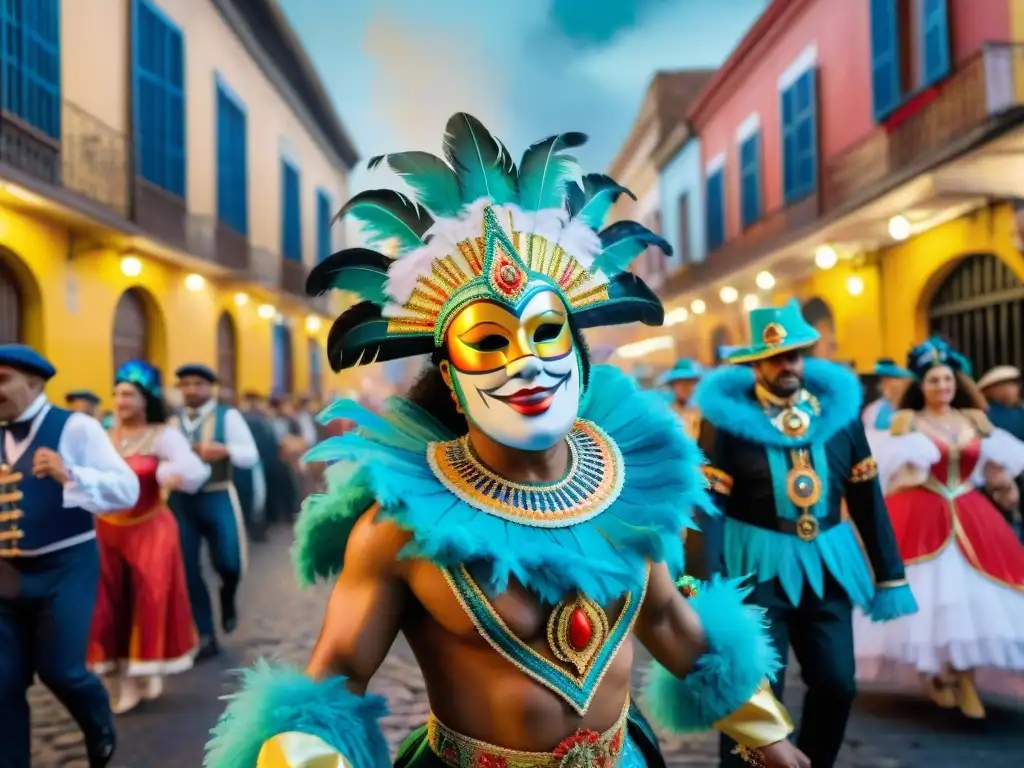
308,113,671,371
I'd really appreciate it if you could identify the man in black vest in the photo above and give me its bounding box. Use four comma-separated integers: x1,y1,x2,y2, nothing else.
0,345,139,768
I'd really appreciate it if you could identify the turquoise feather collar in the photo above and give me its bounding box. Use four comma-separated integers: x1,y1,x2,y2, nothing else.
295,365,712,604
692,358,862,448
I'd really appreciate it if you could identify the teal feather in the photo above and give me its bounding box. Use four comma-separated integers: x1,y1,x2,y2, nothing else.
204,660,390,768
693,358,863,448
566,173,636,230
334,189,432,252
305,248,391,305
384,151,464,218
868,582,918,622
291,365,714,603
517,131,588,212
592,221,672,277
641,576,782,732
723,517,875,609
443,113,518,206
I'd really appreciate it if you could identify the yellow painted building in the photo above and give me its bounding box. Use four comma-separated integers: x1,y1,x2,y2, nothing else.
0,0,362,407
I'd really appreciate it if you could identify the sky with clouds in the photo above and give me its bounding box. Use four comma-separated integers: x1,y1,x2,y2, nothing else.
278,0,768,192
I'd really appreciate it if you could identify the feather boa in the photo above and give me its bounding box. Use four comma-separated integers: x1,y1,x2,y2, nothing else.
295,365,714,604
693,358,863,447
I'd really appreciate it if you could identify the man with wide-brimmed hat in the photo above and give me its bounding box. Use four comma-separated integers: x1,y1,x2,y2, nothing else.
659,358,705,438
862,358,916,432
692,299,915,768
168,363,258,661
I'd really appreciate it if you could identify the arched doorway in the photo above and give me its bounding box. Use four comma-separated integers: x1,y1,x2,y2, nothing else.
272,321,293,395
112,288,150,376
307,337,322,398
216,312,238,395
711,326,731,364
927,253,1024,375
0,259,24,344
801,297,836,359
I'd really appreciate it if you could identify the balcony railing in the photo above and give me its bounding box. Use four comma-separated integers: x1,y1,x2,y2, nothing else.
823,42,1024,213
281,258,309,297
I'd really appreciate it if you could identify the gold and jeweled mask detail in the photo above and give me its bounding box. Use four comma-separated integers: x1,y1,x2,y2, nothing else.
384,205,609,344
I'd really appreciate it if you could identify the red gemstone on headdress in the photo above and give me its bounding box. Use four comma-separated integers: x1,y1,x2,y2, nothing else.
568,607,593,650
494,259,523,295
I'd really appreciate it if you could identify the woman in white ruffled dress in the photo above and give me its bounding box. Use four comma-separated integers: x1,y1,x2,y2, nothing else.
854,337,1024,719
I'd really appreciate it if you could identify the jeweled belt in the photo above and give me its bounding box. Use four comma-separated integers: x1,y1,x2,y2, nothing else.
428,696,630,768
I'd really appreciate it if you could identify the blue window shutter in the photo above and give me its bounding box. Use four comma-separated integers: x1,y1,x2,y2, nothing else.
1,0,61,139
316,189,332,262
739,131,761,229
216,81,247,234
705,169,725,252
132,0,186,198
781,69,818,203
281,159,302,262
870,0,901,119
921,0,950,86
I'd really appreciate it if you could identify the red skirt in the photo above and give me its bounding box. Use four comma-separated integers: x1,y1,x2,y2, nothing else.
88,506,198,675
886,486,1024,590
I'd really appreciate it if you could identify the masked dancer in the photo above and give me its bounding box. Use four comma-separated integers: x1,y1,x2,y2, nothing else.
169,364,259,660
854,337,1024,719
691,301,915,768
0,344,139,768
206,114,809,768
88,361,206,714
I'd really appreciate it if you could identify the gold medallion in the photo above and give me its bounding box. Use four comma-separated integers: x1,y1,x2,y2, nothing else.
762,322,787,347
546,593,610,676
787,449,822,541
796,514,820,542
775,407,810,438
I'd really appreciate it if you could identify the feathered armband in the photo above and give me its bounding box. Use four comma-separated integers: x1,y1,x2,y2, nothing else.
641,576,782,734
204,660,391,768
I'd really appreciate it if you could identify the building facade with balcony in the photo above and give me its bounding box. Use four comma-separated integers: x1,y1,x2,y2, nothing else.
658,0,1024,374
0,0,358,403
597,69,713,378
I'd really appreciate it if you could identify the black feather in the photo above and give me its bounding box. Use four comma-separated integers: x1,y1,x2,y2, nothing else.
305,248,393,299
572,273,664,330
326,301,435,372
366,154,386,170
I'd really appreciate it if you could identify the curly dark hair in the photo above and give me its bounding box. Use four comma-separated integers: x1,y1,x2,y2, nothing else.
406,320,593,436
124,383,169,424
898,370,987,411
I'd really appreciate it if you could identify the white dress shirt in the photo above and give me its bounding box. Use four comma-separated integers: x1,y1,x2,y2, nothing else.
5,394,141,555
151,426,212,493
178,399,259,470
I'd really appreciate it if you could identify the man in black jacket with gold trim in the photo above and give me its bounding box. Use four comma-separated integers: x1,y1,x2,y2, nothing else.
690,300,916,768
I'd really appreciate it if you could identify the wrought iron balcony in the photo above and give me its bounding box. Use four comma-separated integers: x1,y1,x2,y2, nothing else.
280,258,309,297
184,214,251,272
823,42,1024,214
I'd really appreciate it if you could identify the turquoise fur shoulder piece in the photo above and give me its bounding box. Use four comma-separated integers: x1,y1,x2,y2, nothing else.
692,358,863,447
204,660,390,768
295,365,713,605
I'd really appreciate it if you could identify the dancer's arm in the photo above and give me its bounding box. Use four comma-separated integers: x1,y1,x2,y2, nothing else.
636,564,807,768
55,413,140,513
155,427,211,493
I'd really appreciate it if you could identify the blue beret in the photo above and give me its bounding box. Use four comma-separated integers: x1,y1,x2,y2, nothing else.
66,390,100,404
175,363,218,383
0,344,56,380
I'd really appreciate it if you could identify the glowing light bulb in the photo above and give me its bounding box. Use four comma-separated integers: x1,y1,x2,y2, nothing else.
665,307,689,326
888,215,910,241
846,275,865,296
814,245,838,270
742,294,760,311
233,292,249,307
690,299,706,315
719,286,739,304
305,315,322,334
184,273,205,292
257,303,276,320
120,256,142,277
755,270,776,290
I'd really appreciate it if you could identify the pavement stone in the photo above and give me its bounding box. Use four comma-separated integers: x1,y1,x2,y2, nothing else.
27,526,1024,767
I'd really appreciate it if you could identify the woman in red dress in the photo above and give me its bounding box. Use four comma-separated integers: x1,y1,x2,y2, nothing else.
854,337,1024,719
88,360,209,714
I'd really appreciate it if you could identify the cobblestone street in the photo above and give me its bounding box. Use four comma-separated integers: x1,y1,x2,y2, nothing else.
29,527,1024,767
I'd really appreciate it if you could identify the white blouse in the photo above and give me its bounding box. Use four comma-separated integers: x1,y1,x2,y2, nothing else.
151,427,211,493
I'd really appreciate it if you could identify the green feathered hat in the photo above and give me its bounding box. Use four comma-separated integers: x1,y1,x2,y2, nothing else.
659,358,705,384
305,114,672,371
726,299,820,364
